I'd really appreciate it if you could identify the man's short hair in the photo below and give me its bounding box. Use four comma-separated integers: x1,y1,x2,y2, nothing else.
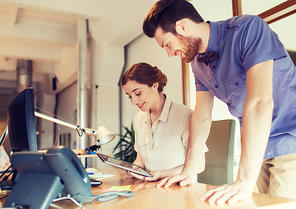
143,0,204,38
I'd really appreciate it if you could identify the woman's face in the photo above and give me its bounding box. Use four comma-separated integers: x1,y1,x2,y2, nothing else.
123,80,159,112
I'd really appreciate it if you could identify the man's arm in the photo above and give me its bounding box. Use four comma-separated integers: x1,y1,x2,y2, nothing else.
200,59,274,204
145,152,206,182
156,90,214,187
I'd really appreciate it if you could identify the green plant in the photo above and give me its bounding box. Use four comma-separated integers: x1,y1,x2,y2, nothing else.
112,122,137,163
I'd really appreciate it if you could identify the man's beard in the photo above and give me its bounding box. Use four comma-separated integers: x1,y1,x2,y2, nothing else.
177,34,202,63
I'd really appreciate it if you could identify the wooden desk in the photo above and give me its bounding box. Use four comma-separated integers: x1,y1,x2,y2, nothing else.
1,167,296,209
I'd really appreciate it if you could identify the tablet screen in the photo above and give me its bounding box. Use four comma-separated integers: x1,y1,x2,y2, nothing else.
97,153,153,177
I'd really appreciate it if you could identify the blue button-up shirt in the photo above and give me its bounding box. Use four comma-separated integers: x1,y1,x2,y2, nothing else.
191,15,296,159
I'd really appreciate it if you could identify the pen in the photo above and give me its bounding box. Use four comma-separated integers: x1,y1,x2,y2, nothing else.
87,172,108,175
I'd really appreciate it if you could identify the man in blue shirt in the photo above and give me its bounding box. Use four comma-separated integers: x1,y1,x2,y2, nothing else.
143,0,296,204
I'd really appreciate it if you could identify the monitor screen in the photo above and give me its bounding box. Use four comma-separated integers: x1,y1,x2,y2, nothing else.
7,88,38,152
0,88,38,190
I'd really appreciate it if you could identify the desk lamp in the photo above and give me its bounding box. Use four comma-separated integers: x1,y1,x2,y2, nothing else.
34,112,116,148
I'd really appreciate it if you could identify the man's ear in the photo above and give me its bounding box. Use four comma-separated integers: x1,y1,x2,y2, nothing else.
175,19,188,35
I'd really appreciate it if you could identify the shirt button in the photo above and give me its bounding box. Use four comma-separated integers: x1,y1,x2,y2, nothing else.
215,85,218,88
227,103,231,106
235,82,239,86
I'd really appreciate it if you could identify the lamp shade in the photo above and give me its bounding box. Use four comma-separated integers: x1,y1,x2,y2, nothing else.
95,126,116,145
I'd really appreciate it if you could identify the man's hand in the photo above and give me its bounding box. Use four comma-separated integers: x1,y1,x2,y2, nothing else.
155,173,193,188
200,180,253,204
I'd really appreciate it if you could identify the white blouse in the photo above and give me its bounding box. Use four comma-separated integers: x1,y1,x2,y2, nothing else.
133,96,208,181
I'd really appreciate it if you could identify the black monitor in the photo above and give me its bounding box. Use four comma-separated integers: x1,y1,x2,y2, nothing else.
0,88,38,190
7,87,38,152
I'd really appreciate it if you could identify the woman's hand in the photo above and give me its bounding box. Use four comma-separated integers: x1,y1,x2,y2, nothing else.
114,166,147,180
155,172,193,187
144,171,161,181
114,167,134,179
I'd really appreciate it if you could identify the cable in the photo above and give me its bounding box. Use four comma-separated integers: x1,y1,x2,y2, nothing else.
0,166,15,185
53,128,60,146
96,190,134,202
53,195,85,208
96,191,134,202
0,194,9,201
64,190,135,203
0,164,12,180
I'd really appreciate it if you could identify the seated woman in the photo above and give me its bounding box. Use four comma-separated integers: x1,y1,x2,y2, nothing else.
120,62,207,182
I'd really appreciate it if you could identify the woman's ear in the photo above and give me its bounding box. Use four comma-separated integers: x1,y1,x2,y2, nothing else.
152,82,159,90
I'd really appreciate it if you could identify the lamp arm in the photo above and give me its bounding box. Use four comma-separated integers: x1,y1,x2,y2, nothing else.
34,112,98,136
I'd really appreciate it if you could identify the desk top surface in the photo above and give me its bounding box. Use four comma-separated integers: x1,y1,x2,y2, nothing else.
2,166,296,209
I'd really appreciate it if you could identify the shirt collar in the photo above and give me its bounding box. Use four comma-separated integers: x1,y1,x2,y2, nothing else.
144,94,172,124
206,21,218,54
196,21,218,59
158,94,171,123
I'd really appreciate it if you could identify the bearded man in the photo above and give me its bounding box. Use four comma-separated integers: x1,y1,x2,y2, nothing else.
142,0,296,205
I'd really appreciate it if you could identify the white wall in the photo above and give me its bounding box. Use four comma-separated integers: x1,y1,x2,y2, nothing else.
56,82,78,148
191,0,233,22
93,85,119,155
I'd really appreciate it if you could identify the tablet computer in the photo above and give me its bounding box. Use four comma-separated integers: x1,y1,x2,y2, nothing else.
97,153,153,177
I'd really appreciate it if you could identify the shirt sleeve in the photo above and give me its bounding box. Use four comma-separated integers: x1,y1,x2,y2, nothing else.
237,16,287,71
195,76,209,91
190,60,210,92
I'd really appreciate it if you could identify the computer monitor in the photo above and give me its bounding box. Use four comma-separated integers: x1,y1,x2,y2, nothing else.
7,87,38,152
0,88,38,190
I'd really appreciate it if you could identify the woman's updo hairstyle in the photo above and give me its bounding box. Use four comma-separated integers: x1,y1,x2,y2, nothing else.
121,62,167,93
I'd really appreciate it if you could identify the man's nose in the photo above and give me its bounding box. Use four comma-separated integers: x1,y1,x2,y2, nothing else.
166,49,174,57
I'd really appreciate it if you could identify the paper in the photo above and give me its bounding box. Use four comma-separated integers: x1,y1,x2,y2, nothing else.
89,173,115,180
102,185,132,192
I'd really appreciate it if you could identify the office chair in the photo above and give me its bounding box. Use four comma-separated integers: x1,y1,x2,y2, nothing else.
198,119,236,186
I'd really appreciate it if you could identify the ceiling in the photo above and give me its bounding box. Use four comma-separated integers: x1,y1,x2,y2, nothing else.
0,0,295,113
0,0,156,114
